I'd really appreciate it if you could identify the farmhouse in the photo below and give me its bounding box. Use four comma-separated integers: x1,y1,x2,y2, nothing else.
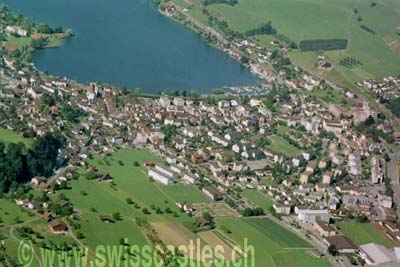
50,220,69,234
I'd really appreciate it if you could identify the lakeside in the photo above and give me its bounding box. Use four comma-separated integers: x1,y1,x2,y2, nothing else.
0,0,258,93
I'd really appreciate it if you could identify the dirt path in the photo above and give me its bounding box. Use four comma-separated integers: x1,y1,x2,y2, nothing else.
9,227,42,267
345,0,361,52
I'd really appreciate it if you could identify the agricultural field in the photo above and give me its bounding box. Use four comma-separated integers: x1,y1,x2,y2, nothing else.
0,127,33,148
266,135,301,156
241,189,274,211
243,218,309,248
182,0,400,85
215,218,331,267
336,221,394,248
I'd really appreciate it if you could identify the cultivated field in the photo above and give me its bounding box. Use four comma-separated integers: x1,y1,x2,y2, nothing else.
215,218,331,267
198,230,241,261
243,218,310,248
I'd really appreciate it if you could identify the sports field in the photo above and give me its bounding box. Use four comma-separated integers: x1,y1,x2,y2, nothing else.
216,218,331,267
336,221,393,248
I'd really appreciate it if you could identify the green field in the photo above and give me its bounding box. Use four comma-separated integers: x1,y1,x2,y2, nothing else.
53,149,203,253
267,135,301,156
243,218,310,248
241,189,274,211
5,36,32,48
337,221,393,248
183,0,400,85
216,218,331,267
0,199,33,225
160,184,211,203
0,127,33,148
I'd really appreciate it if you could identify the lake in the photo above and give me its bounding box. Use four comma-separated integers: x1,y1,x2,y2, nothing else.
1,0,256,93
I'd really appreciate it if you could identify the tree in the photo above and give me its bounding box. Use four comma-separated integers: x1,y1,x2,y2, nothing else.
112,212,121,221
26,133,65,178
328,245,338,256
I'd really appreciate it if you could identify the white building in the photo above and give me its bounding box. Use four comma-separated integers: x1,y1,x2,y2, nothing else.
148,169,174,185
295,208,330,224
273,204,291,214
154,165,174,178
359,243,400,267
182,174,195,184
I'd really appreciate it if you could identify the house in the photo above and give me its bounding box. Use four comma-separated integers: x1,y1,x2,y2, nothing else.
191,153,205,164
144,160,157,167
322,172,333,185
300,172,312,184
324,236,358,254
202,186,221,200
371,157,384,184
379,195,393,209
314,222,336,237
296,208,330,224
100,215,112,223
50,220,69,234
31,176,46,187
27,200,41,210
359,243,400,266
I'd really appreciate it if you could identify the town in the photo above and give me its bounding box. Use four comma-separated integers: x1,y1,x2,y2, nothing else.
1,3,400,267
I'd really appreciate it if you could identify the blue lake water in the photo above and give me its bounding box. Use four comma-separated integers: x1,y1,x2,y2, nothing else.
1,0,256,93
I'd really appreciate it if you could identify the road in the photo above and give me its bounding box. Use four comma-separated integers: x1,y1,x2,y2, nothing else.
388,153,400,216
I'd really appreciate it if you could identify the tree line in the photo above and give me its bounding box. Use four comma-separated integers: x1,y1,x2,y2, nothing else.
245,22,277,36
